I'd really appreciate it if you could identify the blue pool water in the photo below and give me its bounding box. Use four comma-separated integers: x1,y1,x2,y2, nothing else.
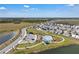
0,32,16,45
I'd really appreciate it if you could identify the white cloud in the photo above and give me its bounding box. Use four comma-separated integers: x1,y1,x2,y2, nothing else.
23,8,39,12
0,7,6,10
67,4,75,7
24,5,30,8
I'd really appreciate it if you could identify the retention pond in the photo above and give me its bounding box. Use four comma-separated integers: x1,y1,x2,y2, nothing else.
0,32,16,45
38,45,79,54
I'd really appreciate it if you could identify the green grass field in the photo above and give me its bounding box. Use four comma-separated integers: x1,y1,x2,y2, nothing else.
13,37,73,54
13,28,78,54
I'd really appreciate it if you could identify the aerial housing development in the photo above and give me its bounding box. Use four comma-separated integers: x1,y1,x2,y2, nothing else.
35,21,79,39
1,4,79,54
1,18,79,54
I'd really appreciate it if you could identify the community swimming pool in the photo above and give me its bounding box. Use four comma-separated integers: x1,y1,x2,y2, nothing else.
0,32,16,45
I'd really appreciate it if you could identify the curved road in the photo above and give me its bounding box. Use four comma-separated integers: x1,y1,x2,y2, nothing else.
0,28,27,54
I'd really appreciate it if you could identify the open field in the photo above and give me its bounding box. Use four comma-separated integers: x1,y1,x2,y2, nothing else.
0,18,48,33
55,20,79,25
0,22,32,32
0,19,79,32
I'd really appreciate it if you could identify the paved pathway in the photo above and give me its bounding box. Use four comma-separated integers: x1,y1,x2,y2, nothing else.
53,37,65,43
26,42,42,49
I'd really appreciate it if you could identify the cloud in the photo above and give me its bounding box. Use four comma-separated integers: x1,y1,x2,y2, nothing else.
67,4,75,7
23,8,39,12
24,5,30,8
0,7,6,10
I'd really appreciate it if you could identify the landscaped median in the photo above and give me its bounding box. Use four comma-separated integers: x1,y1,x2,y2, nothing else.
12,28,79,54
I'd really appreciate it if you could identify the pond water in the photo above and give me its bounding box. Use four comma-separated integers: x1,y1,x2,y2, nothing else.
0,32,16,45
38,45,79,54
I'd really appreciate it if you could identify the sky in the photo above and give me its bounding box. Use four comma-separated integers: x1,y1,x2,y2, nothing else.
0,4,79,18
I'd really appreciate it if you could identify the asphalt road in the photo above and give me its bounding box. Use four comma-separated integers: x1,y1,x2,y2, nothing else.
0,28,27,54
